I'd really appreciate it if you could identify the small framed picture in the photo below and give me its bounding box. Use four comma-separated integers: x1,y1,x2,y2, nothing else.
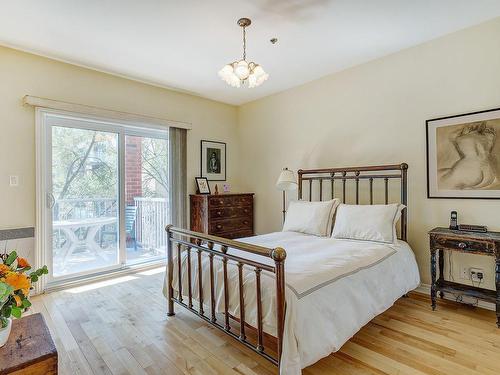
201,140,226,181
426,107,500,199
195,177,211,194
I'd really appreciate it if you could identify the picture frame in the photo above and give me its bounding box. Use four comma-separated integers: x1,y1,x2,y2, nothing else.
426,107,500,199
201,140,226,181
195,177,211,194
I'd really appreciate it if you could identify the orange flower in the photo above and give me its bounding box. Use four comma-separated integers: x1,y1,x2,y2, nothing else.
4,272,30,292
17,257,30,268
13,295,22,307
0,264,10,275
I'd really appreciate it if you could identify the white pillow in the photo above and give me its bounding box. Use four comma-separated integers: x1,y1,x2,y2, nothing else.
332,203,405,244
283,199,340,237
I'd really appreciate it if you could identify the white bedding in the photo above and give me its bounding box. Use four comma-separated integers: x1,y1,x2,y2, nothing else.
163,231,420,374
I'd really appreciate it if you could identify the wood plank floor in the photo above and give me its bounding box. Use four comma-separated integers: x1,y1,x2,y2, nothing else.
28,268,500,375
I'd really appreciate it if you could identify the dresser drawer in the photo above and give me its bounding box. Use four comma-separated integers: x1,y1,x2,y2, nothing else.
432,235,495,254
210,218,252,234
209,195,253,207
209,206,252,219
223,230,254,240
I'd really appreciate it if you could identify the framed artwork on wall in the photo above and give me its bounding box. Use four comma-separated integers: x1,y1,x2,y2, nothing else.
426,107,500,199
195,177,211,194
201,140,226,181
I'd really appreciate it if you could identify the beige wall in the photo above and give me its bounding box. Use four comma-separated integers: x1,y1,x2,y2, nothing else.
0,45,239,229
237,17,500,289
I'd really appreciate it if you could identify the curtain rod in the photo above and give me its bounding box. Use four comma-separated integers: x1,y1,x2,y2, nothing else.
23,95,192,130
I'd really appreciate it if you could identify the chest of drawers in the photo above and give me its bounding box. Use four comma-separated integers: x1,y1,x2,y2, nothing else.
189,193,254,239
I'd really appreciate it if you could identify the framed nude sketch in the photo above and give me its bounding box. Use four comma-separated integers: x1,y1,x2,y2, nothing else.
426,107,500,199
200,140,226,181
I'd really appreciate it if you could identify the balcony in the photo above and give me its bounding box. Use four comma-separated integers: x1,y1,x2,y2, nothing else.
52,197,168,277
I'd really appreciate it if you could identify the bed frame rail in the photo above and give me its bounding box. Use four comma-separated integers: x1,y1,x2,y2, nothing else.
165,225,287,365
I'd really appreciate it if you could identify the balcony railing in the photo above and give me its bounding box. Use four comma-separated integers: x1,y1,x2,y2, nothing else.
134,197,169,250
53,197,168,251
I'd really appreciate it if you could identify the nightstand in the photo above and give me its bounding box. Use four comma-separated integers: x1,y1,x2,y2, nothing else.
429,227,500,327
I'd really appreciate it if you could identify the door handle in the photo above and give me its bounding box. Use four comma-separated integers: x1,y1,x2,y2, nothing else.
46,192,55,209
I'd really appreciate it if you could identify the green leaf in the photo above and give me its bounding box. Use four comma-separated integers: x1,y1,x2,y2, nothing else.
4,251,17,266
22,299,32,308
11,306,22,319
30,274,38,282
2,305,12,319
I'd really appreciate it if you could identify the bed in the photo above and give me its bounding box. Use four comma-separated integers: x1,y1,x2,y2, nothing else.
164,163,420,374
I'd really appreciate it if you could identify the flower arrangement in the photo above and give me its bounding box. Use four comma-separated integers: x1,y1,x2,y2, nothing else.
0,250,48,328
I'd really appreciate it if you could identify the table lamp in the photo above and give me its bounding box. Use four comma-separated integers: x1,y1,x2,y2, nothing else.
276,168,298,223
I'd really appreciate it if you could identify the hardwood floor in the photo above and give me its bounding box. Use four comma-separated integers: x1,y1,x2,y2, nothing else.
28,268,500,375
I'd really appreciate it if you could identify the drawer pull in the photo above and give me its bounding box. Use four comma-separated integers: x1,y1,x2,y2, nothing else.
217,211,222,216
458,242,467,249
219,200,224,204
244,209,249,213
243,220,249,225
216,224,222,229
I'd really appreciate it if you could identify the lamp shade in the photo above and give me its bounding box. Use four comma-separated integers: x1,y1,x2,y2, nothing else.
276,168,297,191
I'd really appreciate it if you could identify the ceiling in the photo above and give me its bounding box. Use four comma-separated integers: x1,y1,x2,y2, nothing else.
1,0,500,105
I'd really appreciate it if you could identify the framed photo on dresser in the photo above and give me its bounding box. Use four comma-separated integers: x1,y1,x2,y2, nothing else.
426,107,500,199
201,140,226,181
195,177,211,194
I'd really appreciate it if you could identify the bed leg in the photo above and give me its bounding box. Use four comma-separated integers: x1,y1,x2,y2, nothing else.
167,225,175,317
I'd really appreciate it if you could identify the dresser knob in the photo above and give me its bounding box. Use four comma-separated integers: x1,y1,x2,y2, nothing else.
217,211,222,216
216,224,222,229
244,209,249,213
219,200,224,204
458,242,467,249
243,221,249,225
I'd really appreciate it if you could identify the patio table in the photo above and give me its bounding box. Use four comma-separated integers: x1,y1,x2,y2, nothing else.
53,216,117,267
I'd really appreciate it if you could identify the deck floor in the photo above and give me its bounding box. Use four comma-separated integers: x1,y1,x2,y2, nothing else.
29,268,500,375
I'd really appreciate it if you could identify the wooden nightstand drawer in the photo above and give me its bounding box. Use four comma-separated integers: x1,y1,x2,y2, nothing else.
431,235,495,255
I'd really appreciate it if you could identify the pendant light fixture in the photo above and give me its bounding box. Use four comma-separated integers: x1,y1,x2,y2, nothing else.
218,18,269,88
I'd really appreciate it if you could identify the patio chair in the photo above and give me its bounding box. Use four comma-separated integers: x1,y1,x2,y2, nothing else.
99,205,138,250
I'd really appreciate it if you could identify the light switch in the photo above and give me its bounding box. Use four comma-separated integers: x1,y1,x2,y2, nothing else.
9,175,19,187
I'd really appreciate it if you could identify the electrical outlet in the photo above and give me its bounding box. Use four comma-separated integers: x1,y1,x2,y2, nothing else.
470,268,484,283
460,266,485,282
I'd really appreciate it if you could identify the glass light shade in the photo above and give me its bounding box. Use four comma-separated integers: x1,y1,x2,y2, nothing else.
218,61,268,88
234,60,250,79
276,169,297,191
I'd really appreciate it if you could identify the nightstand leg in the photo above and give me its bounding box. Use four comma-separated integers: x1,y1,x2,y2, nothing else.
496,257,500,328
438,249,445,299
431,249,437,311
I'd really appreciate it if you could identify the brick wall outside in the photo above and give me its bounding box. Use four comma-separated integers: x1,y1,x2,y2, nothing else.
126,136,142,204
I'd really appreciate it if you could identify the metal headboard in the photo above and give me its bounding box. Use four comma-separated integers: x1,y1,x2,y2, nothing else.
297,163,408,241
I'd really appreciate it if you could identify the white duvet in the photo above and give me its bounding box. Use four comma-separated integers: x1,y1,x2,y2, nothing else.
164,231,420,374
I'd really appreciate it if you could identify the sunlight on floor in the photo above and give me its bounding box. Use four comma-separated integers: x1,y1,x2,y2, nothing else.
137,267,165,276
64,275,139,293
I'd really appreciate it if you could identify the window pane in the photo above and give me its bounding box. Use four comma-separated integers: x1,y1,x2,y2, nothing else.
51,125,119,277
125,135,169,264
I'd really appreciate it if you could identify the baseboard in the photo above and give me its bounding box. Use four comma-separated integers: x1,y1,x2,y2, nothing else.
416,283,495,311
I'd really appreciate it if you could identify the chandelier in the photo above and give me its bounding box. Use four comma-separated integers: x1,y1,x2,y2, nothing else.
218,18,269,88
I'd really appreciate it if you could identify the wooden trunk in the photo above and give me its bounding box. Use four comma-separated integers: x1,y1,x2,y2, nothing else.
0,313,58,375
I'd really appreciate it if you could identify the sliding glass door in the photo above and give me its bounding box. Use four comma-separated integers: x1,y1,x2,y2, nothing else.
41,110,169,284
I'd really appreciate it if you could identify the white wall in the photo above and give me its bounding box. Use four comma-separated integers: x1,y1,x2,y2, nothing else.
0,45,240,230
237,17,500,288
